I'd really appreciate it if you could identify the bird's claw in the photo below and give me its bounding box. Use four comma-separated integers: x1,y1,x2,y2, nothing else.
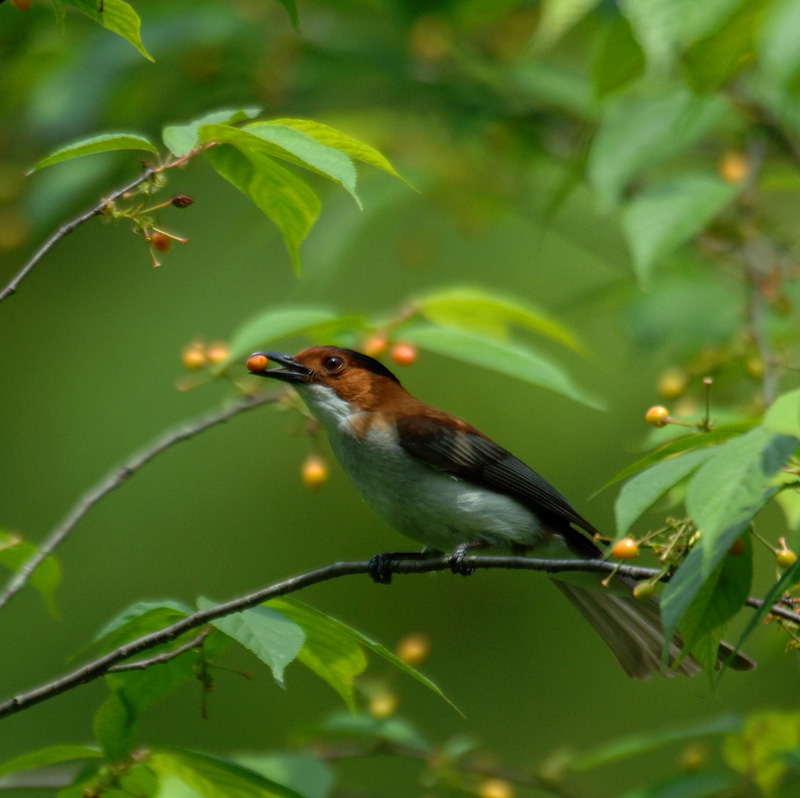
449,543,475,577
368,553,395,584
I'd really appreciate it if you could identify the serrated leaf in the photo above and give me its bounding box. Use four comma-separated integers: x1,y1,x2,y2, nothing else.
271,597,459,715
615,447,718,536
600,422,756,489
269,118,408,184
683,0,770,93
414,287,582,352
593,13,646,97
402,326,605,410
0,746,102,779
148,748,305,798
763,388,800,438
204,144,319,274
678,534,752,667
0,530,61,617
224,307,346,367
245,123,360,206
661,428,798,645
622,173,739,285
26,133,157,174
588,90,727,210
54,0,152,60
162,107,261,158
198,598,304,688
267,598,367,713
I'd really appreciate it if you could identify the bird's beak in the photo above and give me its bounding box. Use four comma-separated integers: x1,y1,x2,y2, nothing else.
248,351,313,384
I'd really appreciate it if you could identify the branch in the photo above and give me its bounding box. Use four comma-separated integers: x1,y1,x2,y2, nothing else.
106,629,211,673
0,165,158,303
1,554,797,721
0,391,280,613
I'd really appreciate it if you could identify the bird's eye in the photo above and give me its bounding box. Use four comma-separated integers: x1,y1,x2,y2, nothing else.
322,355,345,373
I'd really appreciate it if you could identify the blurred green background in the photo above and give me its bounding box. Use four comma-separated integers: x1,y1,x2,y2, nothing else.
1,1,799,795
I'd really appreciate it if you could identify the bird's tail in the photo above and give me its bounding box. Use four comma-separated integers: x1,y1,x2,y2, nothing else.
552,579,756,680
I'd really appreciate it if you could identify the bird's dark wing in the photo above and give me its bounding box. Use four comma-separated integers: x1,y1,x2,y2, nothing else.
396,414,602,557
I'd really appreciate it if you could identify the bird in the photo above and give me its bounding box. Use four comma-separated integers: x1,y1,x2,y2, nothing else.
246,345,755,679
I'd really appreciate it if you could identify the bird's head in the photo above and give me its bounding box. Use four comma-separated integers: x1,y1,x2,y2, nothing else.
247,346,406,417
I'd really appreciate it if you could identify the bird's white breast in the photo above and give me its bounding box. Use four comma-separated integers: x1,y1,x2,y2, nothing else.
297,383,545,551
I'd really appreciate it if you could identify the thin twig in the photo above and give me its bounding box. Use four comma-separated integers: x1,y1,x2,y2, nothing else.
1,554,796,721
0,165,157,303
0,391,281,613
107,629,211,673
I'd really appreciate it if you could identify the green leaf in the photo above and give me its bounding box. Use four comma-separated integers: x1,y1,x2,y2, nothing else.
0,530,61,617
683,0,770,93
414,286,582,352
26,133,157,174
198,598,305,688
269,118,408,184
272,0,299,30
245,123,360,207
94,691,136,762
266,598,368,713
661,428,798,644
567,713,742,770
531,0,602,51
149,748,305,798
204,144,319,274
687,427,798,567
91,600,192,651
0,746,101,779
402,326,605,410
234,753,333,798
617,772,738,798
225,307,357,368
271,597,459,715
723,558,800,676
723,711,800,798
162,107,261,158
763,388,800,438
622,174,739,285
617,0,681,74
678,534,753,669
588,90,727,210
298,710,430,750
592,13,646,97
53,0,152,60
615,447,719,536
600,422,756,489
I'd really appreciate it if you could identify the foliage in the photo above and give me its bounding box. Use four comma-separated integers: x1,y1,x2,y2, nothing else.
2,0,800,796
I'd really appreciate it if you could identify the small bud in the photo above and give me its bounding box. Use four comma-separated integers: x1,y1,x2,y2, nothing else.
171,195,194,208
718,151,749,184
151,231,172,253
633,581,655,601
479,778,515,798
301,454,329,490
657,367,689,400
182,344,206,371
246,354,269,373
206,342,229,364
777,538,797,569
645,405,670,428
368,689,399,719
611,537,640,560
363,335,388,358
395,632,430,666
391,343,417,367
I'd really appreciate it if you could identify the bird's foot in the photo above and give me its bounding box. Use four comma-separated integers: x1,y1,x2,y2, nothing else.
449,542,479,576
